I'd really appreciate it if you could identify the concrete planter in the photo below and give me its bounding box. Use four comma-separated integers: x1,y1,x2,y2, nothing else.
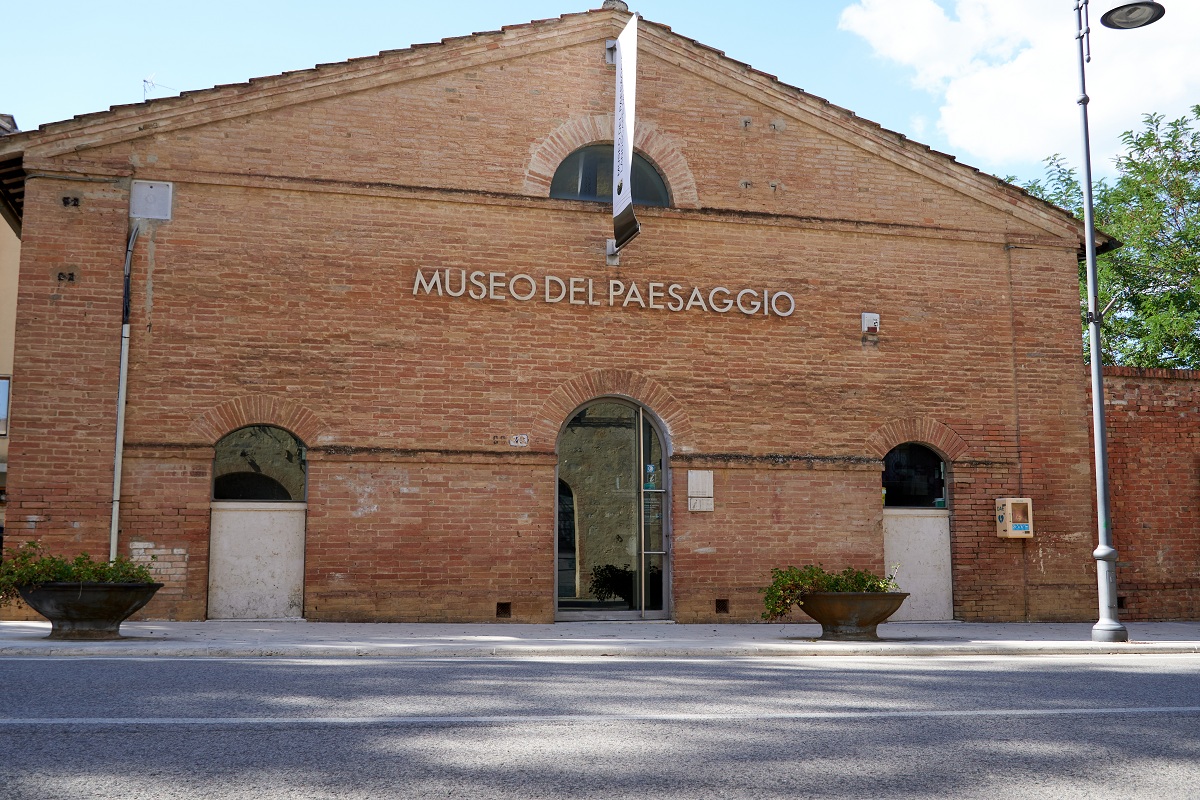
801,592,910,640
17,582,163,640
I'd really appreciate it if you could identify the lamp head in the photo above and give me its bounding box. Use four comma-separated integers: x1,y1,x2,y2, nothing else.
1100,2,1166,29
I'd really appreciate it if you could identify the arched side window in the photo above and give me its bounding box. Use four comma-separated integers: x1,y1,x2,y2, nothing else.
549,145,671,207
212,425,306,501
882,443,946,508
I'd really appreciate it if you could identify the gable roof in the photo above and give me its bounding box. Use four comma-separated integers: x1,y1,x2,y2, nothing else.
0,5,1103,251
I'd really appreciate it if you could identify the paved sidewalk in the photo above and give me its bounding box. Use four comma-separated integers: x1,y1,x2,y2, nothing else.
2,619,1200,658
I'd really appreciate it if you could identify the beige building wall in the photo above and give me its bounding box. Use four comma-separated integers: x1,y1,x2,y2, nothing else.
0,217,18,532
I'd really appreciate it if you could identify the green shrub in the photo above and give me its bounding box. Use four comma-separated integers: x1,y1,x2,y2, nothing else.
589,563,635,605
761,564,898,622
588,563,664,608
0,541,154,607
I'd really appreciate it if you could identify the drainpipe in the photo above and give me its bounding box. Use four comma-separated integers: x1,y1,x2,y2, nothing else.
109,222,140,560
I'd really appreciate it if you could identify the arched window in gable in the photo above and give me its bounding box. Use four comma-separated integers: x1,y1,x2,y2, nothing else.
549,145,671,207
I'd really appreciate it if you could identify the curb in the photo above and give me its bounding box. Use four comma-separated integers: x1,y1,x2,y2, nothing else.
3,641,1200,659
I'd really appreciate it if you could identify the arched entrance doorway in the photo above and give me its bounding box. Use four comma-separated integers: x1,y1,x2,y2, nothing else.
556,399,670,620
208,425,307,620
881,442,953,621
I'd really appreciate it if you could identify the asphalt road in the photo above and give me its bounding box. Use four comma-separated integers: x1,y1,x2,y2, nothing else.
2,654,1198,799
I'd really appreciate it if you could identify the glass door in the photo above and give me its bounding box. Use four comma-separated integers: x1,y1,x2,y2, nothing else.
640,412,666,614
556,400,669,619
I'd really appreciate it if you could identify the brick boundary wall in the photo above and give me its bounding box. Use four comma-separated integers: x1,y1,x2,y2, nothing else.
1102,366,1200,620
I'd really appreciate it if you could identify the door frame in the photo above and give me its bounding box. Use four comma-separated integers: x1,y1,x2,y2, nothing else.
554,396,672,621
882,507,953,621
207,501,308,620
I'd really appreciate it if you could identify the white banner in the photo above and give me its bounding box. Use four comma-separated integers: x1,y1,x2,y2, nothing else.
612,14,640,250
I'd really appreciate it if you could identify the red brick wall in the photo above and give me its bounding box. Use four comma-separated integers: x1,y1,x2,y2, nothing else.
4,176,128,555
671,460,885,623
1104,367,1200,620
304,455,556,623
4,10,1107,623
121,448,214,620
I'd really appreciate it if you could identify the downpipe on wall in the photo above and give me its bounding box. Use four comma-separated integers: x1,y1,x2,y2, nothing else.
110,221,140,560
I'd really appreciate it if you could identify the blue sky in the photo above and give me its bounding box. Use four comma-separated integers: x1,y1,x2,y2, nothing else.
5,1,1196,184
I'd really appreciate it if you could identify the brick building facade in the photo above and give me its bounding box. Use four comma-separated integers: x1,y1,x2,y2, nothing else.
3,6,1183,624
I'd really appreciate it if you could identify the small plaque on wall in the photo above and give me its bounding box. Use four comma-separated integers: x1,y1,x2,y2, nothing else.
688,470,714,512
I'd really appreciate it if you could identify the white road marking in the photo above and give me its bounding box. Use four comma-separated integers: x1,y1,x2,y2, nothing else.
2,706,1199,726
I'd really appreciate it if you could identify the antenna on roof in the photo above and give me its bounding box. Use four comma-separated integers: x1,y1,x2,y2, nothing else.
143,74,176,101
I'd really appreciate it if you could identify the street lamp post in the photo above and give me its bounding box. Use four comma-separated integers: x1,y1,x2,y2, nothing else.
1074,0,1165,643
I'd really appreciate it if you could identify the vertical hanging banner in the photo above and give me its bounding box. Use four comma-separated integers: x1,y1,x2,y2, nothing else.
612,13,640,251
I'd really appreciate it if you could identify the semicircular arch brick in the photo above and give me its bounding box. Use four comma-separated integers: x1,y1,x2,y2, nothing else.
190,395,326,447
531,369,693,452
524,113,700,209
866,417,970,462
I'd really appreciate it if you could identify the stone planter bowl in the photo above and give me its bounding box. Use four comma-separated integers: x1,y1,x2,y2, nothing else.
800,591,910,641
17,582,164,640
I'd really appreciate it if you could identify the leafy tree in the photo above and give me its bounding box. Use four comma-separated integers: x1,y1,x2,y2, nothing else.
1018,105,1200,369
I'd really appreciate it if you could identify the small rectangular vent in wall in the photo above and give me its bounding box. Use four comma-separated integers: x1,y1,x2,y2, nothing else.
715,598,730,615
496,602,512,619
130,181,173,220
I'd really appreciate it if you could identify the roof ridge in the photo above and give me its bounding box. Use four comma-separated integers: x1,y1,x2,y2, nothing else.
0,5,1088,244
8,7,618,143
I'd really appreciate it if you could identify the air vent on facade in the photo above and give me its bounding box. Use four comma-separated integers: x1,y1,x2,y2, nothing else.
715,598,730,615
496,602,512,619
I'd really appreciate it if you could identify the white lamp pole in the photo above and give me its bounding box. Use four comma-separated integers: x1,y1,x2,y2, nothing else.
1074,0,1165,643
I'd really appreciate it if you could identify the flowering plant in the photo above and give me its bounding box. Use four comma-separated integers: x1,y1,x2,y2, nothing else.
0,541,154,607
761,563,898,622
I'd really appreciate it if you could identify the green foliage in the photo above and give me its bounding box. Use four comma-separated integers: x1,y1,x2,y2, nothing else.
0,542,154,607
760,564,898,622
1019,106,1200,368
589,563,635,605
1015,154,1085,216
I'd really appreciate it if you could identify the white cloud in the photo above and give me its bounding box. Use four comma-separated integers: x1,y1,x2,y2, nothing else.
838,0,1030,91
839,0,1200,178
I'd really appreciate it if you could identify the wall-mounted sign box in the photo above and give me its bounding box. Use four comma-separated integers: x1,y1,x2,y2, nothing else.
130,180,173,220
996,497,1034,538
